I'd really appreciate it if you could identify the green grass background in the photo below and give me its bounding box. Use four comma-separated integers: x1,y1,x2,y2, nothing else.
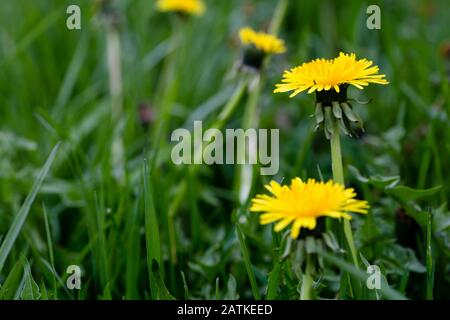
0,0,449,299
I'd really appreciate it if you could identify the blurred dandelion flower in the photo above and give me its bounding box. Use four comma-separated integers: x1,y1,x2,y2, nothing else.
274,52,388,97
238,27,285,70
156,0,205,16
250,178,369,238
239,27,286,55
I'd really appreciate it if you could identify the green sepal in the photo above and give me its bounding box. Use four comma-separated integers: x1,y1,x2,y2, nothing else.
315,102,324,125
324,107,334,139
331,101,342,119
341,102,359,122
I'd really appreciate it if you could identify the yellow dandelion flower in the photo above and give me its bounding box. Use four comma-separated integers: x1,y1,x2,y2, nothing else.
156,0,205,16
239,27,286,55
274,52,388,98
250,178,369,239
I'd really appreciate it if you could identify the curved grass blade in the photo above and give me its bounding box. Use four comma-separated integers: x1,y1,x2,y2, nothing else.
143,159,162,299
426,210,434,300
266,262,282,299
0,142,61,274
236,224,261,300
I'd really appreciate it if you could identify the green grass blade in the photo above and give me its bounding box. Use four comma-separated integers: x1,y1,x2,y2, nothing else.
93,191,111,298
151,260,175,300
20,260,41,300
0,142,60,274
125,198,141,299
0,255,26,300
236,224,261,300
42,204,57,299
318,249,407,300
426,210,434,300
266,262,282,299
180,271,192,299
53,32,89,116
143,158,162,299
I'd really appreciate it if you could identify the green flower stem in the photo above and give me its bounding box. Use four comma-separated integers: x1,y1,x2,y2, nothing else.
330,121,344,184
234,74,261,205
209,78,249,136
330,119,359,268
300,254,314,300
233,0,289,206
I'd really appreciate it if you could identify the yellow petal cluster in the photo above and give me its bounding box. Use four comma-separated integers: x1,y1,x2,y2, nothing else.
250,178,369,238
239,27,286,55
156,0,205,16
274,52,388,97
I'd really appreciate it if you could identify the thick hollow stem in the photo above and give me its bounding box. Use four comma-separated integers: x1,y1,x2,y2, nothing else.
330,119,359,268
234,74,261,205
300,254,313,300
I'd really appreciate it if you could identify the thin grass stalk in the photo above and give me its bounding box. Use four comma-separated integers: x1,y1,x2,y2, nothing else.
426,210,434,299
93,191,111,296
143,159,162,299
42,204,58,299
236,224,261,300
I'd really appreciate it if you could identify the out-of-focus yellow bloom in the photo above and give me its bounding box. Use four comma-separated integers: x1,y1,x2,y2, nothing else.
250,178,369,238
156,0,205,16
239,27,286,55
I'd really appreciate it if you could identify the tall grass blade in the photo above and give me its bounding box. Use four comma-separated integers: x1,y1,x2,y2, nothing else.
0,142,60,274
143,158,162,299
236,224,261,300
426,210,434,299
